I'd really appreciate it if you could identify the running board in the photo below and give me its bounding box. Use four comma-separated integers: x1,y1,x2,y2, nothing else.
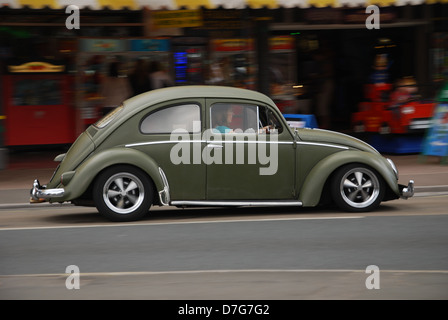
171,200,303,207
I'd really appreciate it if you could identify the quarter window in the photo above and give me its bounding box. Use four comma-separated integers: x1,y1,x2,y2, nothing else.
140,104,201,134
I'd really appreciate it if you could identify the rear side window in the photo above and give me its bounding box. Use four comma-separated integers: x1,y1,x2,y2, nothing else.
140,104,201,134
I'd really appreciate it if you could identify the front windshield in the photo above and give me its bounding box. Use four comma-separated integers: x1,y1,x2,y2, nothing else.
94,105,124,129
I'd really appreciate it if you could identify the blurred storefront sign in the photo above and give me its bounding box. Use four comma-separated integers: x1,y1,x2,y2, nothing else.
7,61,65,73
151,10,202,29
79,39,128,52
130,39,170,52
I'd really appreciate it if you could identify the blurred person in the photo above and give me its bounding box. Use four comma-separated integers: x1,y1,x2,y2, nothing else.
312,49,334,129
212,105,234,133
390,76,418,106
389,76,418,121
129,59,151,95
100,61,132,115
148,61,174,89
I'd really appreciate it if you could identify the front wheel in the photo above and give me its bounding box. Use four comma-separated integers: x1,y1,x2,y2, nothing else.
331,164,385,212
93,165,154,222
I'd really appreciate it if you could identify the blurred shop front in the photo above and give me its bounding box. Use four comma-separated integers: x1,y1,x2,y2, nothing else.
1,1,448,148
77,38,171,130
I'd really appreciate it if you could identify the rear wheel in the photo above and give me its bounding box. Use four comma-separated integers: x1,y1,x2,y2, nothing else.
331,164,385,212
93,165,153,222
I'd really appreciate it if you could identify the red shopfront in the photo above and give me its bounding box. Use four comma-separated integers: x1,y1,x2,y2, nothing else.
3,61,76,146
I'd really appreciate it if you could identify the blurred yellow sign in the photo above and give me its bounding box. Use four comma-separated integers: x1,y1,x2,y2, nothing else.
152,10,203,29
8,61,65,73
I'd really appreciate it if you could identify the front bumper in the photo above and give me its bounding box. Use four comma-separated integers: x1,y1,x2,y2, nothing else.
399,180,414,199
30,179,65,203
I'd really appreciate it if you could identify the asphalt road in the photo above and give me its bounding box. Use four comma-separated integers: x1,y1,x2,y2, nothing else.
0,195,447,300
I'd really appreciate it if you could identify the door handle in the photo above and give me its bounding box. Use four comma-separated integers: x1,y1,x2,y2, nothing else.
206,144,223,148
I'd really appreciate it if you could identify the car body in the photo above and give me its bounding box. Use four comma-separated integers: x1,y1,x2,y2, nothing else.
352,84,435,134
31,85,414,221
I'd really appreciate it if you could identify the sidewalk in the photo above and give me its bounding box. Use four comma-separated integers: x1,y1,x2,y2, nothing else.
0,148,447,206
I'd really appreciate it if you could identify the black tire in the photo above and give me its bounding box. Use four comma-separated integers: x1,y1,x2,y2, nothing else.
93,165,153,222
331,164,385,212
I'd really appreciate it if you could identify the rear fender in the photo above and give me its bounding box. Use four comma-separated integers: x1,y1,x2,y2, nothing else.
52,148,163,202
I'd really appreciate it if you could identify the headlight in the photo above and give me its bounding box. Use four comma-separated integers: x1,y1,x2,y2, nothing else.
386,158,399,179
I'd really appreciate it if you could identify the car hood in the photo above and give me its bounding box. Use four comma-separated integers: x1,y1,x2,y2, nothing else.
296,128,379,154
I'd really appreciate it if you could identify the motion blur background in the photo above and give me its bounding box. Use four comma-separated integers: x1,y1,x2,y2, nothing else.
0,1,447,161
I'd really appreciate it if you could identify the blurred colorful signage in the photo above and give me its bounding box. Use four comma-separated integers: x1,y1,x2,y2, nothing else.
212,39,254,52
80,39,128,52
130,39,170,52
8,61,64,73
152,10,202,29
422,84,448,159
270,36,294,51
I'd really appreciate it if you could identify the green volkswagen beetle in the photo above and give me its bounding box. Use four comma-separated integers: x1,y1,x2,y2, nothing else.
30,86,414,221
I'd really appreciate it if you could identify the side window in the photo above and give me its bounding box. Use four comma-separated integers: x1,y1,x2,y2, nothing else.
211,103,258,134
140,104,201,134
259,106,283,134
210,103,283,134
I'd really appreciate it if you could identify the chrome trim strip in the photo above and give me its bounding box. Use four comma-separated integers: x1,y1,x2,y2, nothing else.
171,200,303,207
311,128,379,153
158,167,171,206
126,140,294,148
386,158,399,179
125,140,204,148
296,141,349,150
218,140,293,145
207,144,223,148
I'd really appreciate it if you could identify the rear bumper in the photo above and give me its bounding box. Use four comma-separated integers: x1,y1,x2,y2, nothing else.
399,180,414,199
30,179,65,203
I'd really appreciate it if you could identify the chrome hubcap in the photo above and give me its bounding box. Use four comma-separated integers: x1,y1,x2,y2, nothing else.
340,168,379,208
103,173,145,214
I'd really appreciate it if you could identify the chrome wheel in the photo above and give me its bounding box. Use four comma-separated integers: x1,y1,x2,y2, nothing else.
340,167,380,209
331,164,385,212
94,165,153,221
102,172,145,215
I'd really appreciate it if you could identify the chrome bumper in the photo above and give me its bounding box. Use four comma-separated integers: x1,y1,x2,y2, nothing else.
30,179,65,203
399,180,414,199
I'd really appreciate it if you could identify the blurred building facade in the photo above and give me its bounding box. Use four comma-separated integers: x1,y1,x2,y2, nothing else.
0,1,448,146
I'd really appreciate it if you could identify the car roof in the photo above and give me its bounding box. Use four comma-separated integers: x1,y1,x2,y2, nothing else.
123,85,276,113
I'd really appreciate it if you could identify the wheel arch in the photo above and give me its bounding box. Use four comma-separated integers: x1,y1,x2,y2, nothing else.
299,150,399,207
57,147,164,203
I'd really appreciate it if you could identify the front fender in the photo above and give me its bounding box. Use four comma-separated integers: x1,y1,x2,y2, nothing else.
53,147,163,202
299,150,399,207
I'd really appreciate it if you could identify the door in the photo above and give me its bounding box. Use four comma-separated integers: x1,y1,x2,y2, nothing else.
133,101,206,201
205,99,296,200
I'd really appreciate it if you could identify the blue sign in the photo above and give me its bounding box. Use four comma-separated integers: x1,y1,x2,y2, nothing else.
130,39,170,52
422,103,448,158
